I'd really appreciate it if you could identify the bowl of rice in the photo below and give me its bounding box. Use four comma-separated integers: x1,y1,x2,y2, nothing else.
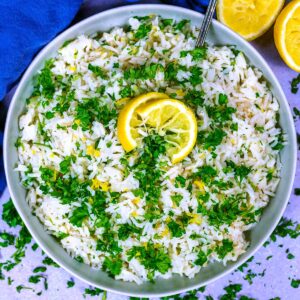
4,4,297,297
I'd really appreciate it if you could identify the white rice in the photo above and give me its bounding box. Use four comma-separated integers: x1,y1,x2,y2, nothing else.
16,16,283,284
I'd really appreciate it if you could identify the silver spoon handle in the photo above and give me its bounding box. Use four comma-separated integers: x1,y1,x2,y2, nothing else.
196,0,218,47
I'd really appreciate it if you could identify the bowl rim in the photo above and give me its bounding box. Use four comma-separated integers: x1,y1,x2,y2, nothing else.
4,3,297,297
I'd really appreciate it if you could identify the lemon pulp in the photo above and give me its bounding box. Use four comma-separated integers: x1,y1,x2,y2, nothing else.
117,92,168,152
274,0,300,72
217,0,284,41
117,93,198,164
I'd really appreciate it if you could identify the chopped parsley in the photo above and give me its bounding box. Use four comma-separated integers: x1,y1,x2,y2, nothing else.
291,74,300,94
67,278,75,288
230,123,238,131
0,232,15,247
180,47,207,61
193,165,217,185
165,62,186,83
194,250,210,266
28,274,45,284
132,135,167,221
54,89,74,114
225,160,252,183
40,172,92,205
54,231,69,241
189,66,203,86
2,199,22,227
88,63,107,79
184,90,205,107
255,125,264,133
291,279,300,288
119,86,133,98
134,23,152,39
61,38,75,48
124,63,163,81
198,128,227,150
42,256,59,268
167,220,185,238
69,204,89,227
75,98,117,130
44,111,55,119
271,133,284,151
270,218,300,242
16,285,33,293
199,194,258,227
83,287,103,297
118,223,143,240
218,93,228,105
294,107,300,119
220,283,242,300
35,59,55,99
92,191,111,229
96,231,122,255
102,257,122,276
215,239,234,259
206,94,236,124
175,175,186,188
127,243,171,281
160,18,174,29
59,156,73,174
175,19,190,31
33,266,47,273
0,199,32,275
171,194,183,206
237,256,254,272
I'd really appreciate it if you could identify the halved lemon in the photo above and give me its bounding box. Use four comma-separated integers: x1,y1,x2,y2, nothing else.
137,99,198,164
117,92,168,152
274,0,300,72
217,0,285,41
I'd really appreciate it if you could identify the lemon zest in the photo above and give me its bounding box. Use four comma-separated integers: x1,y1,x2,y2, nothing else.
131,210,138,217
176,89,185,97
91,179,109,192
86,145,101,158
69,65,76,72
189,213,202,225
160,228,169,237
132,198,140,205
194,180,205,192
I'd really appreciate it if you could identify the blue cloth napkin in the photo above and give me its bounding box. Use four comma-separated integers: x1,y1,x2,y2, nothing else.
0,0,209,195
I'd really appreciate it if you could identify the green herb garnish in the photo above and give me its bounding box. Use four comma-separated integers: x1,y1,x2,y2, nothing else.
127,243,171,281
291,74,300,94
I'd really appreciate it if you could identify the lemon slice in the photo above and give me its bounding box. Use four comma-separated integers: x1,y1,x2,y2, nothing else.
217,0,285,41
274,0,300,72
117,92,168,152
137,99,198,164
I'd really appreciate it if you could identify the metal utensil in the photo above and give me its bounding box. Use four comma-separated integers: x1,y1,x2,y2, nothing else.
196,0,218,47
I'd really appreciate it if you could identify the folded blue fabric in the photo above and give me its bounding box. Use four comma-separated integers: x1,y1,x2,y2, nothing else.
0,0,83,100
163,0,209,12
0,0,209,195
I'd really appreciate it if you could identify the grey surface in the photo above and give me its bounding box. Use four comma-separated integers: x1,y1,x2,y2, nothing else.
2,4,298,299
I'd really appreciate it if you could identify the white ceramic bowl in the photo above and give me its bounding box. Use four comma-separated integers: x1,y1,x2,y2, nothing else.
4,4,297,297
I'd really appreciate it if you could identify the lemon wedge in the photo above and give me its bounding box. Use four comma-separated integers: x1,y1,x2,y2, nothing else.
117,92,168,152
274,0,300,72
137,99,198,164
217,0,284,41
